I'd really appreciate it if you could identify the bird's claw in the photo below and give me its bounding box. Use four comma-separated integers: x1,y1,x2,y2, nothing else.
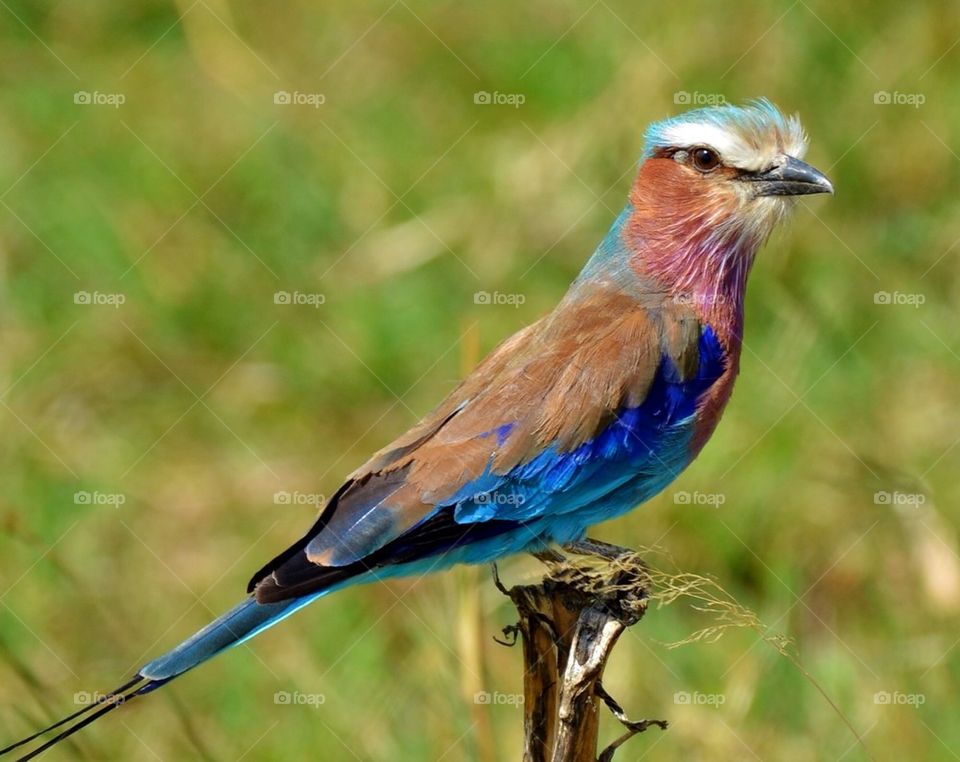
562,537,637,561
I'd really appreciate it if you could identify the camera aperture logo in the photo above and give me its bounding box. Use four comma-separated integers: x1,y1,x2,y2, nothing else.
274,690,325,707
672,292,727,307
474,492,525,507
874,290,925,308
74,490,126,507
674,691,726,707
473,91,525,108
274,290,325,308
273,91,326,108
874,691,925,707
673,490,725,507
74,91,125,108
673,91,726,106
873,91,925,108
474,691,524,706
874,490,925,508
74,690,125,706
274,491,326,508
474,290,525,308
74,291,126,308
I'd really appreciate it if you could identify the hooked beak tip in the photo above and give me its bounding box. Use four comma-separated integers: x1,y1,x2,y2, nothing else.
747,156,834,198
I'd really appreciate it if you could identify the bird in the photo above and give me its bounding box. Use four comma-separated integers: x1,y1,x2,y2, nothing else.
2,98,832,759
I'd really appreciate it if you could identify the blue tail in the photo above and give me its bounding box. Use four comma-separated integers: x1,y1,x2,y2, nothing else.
1,594,325,760
140,593,322,681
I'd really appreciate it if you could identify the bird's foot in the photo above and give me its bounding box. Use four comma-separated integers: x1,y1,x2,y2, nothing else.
529,547,566,565
561,537,638,561
513,541,650,635
538,538,650,624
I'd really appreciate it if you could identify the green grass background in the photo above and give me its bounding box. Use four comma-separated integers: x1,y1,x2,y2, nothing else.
1,1,958,759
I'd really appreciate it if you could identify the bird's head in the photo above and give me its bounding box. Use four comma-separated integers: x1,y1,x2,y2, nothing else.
625,99,832,320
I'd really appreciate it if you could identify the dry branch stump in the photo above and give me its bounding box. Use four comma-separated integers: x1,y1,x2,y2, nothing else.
496,544,668,762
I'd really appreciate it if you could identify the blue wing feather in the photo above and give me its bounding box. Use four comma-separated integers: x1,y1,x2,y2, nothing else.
450,325,725,529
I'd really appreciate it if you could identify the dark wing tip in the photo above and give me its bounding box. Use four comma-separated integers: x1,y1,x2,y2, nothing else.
246,482,357,593
253,555,359,604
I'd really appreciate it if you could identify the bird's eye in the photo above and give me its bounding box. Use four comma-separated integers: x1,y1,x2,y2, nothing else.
691,147,720,172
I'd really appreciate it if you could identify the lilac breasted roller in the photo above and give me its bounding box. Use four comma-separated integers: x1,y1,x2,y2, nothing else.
2,99,832,759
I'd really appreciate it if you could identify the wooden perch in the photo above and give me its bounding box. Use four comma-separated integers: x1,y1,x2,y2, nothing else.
495,541,667,762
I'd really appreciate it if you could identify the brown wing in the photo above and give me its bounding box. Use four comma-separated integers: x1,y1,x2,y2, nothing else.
250,283,698,602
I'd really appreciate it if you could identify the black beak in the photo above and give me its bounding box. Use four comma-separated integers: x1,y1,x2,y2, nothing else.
745,156,834,197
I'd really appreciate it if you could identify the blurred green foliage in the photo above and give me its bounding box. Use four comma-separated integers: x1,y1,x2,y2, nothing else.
1,1,959,759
